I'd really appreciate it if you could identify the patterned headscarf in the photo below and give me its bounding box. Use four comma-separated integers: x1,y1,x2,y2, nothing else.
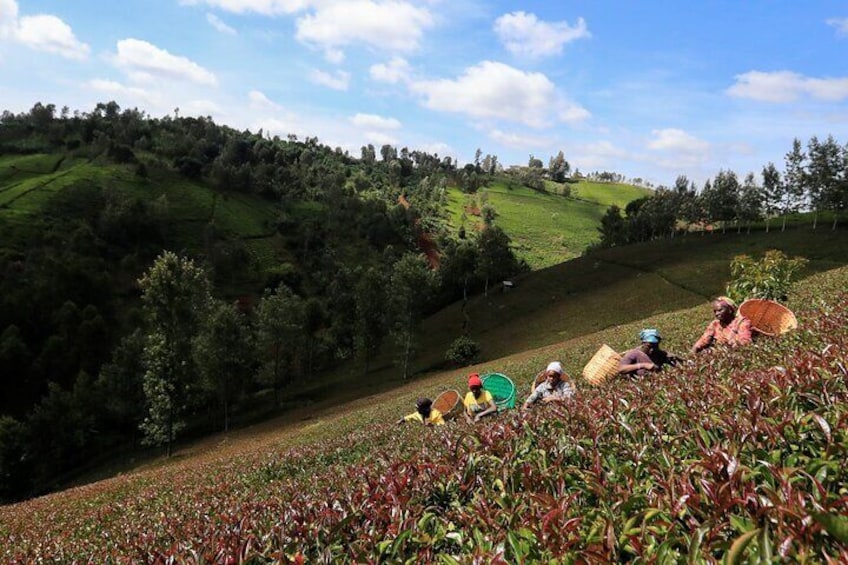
715,296,738,313
639,328,661,344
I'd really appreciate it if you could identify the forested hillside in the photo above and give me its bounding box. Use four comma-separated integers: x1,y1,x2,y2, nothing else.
0,102,530,500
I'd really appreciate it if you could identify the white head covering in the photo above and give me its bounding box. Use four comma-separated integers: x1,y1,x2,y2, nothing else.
546,361,563,375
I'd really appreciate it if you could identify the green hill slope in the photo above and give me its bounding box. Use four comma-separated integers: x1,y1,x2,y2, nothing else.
314,227,848,404
446,177,651,269
0,153,282,283
2,266,846,562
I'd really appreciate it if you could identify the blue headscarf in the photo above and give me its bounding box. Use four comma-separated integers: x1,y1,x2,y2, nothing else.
639,328,661,344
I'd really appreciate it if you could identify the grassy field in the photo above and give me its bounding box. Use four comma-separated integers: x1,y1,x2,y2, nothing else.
446,177,651,269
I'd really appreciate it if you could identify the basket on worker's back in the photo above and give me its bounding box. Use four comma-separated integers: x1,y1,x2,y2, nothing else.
482,373,516,410
738,299,798,337
433,389,462,420
582,344,622,386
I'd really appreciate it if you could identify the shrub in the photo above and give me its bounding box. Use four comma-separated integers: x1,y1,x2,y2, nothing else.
444,335,480,366
726,249,808,302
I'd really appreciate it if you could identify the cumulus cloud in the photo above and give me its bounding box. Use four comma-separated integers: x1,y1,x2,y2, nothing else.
86,79,160,105
295,1,433,57
179,0,311,16
308,68,350,90
826,17,848,36
646,128,710,168
370,57,411,84
0,1,90,60
248,89,281,111
410,61,589,128
350,113,401,129
0,0,20,37
494,11,589,57
727,70,848,103
489,128,550,148
16,14,89,59
207,13,236,34
648,128,709,153
363,130,398,146
114,38,217,85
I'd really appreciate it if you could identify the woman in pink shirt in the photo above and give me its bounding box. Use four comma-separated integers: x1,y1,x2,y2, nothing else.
691,296,752,354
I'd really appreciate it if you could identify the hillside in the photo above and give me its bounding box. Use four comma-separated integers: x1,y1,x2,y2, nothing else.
446,177,651,269
303,227,848,406
2,266,846,562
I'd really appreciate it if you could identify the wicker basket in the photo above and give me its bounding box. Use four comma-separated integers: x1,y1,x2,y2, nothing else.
582,344,622,386
738,299,798,337
433,389,462,420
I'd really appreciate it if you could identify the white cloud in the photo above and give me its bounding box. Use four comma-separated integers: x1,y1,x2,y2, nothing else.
207,13,236,35
826,17,848,36
295,1,433,57
364,130,398,146
350,113,401,129
182,99,224,116
418,141,453,157
370,57,411,84
648,128,709,153
489,128,550,148
494,11,589,57
0,0,90,60
179,0,311,16
16,14,89,59
308,68,350,90
248,89,281,111
86,79,160,105
410,61,589,128
0,0,19,38
727,70,848,103
646,128,710,169
324,47,344,64
114,38,217,86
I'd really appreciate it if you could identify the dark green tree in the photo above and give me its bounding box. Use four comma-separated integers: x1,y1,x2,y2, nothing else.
254,284,306,406
389,254,435,380
138,251,211,456
193,300,254,432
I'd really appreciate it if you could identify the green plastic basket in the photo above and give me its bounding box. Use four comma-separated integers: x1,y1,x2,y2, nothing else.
482,373,517,410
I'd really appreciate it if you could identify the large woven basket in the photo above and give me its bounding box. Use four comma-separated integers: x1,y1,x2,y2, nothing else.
433,389,462,420
482,373,516,410
738,299,798,337
582,344,622,386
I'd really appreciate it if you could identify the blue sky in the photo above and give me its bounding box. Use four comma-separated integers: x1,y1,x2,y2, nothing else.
1,0,847,186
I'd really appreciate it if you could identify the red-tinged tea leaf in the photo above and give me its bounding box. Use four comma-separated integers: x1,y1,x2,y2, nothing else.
812,512,848,544
811,414,831,443
724,528,759,565
777,535,793,557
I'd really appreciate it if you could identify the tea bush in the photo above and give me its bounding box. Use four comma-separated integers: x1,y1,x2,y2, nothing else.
726,249,808,302
445,335,481,366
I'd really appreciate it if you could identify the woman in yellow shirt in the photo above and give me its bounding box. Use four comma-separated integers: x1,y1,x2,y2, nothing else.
463,373,498,423
398,397,445,426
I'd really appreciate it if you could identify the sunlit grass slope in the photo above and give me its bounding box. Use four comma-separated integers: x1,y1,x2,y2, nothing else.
2,266,845,562
446,177,651,269
0,153,281,278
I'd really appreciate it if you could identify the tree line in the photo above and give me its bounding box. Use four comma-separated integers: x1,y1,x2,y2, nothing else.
597,135,848,247
0,101,525,501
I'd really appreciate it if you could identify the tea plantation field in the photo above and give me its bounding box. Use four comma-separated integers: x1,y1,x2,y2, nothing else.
2,266,846,562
